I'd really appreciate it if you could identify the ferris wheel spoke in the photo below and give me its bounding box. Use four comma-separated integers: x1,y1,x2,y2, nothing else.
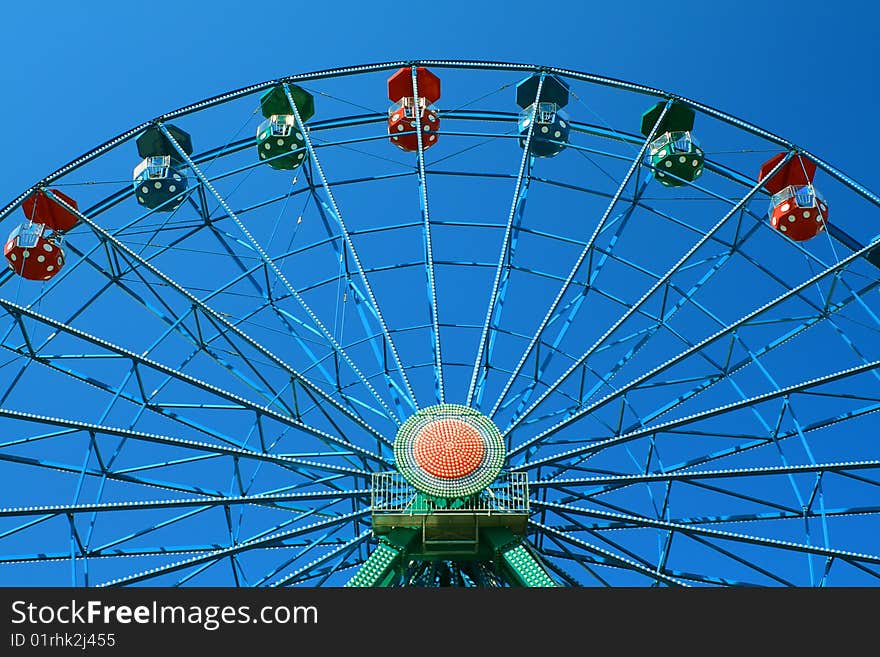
40,191,394,451
580,506,869,587
574,277,879,467
19,216,203,320
269,529,370,587
154,125,403,428
90,496,348,564
472,183,530,411
298,173,413,422
0,450,224,498
657,503,880,529
172,555,230,586
288,561,363,586
157,241,405,431
501,153,795,442
546,395,880,514
538,543,757,586
0,488,369,521
0,360,355,473
0,298,388,468
584,314,808,499
465,73,549,409
534,499,880,567
665,532,796,586
0,542,340,565
518,357,880,470
307,548,367,587
508,227,880,460
253,522,354,587
543,369,868,501
489,101,673,420
2,234,312,439
608,248,880,429
533,459,880,492
534,533,611,586
0,371,364,488
0,428,360,515
281,85,419,412
554,218,765,410
197,224,352,404
173,271,387,427
110,273,305,425
494,187,655,420
409,66,445,404
530,519,687,586
554,517,715,586
0,414,371,482
97,507,367,586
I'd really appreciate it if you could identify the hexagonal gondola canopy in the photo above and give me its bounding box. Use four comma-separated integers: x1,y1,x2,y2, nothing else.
516,74,569,109
22,188,79,232
758,152,817,194
387,67,441,103
260,84,315,121
640,99,695,137
136,124,193,161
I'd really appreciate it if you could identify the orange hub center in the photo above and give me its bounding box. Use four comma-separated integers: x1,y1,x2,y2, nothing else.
412,419,485,479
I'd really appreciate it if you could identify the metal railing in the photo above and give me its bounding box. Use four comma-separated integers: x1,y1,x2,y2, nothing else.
650,130,699,156
371,471,529,515
7,222,43,248
768,184,826,219
519,102,559,126
770,184,824,208
259,115,295,137
387,100,433,120
133,155,172,181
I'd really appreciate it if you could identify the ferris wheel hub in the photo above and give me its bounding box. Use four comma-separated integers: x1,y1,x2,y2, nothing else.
393,404,505,499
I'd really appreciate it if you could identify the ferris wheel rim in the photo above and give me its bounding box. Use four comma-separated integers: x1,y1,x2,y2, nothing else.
1,60,879,587
2,59,878,225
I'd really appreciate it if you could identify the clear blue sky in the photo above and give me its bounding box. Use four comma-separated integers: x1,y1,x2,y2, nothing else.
0,0,876,201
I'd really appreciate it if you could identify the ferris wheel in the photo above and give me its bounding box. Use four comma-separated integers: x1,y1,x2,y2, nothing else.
1,60,879,587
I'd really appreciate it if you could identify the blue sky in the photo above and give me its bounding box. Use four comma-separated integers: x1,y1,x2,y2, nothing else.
0,0,878,587
0,1,876,200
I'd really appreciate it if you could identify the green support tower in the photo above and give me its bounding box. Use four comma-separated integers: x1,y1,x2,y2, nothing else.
346,404,559,587
641,99,704,187
256,83,314,170
485,529,558,587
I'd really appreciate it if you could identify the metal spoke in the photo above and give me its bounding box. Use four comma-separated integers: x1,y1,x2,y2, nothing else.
411,65,445,403
535,499,880,565
529,519,688,586
0,297,388,465
97,508,368,587
157,125,401,426
466,72,544,407
532,459,880,491
502,153,794,440
489,100,672,418
0,408,371,476
510,228,880,459
270,529,370,587
283,84,419,411
41,189,391,445
0,489,369,518
518,357,880,469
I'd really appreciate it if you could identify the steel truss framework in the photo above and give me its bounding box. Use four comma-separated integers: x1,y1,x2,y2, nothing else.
0,60,878,587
